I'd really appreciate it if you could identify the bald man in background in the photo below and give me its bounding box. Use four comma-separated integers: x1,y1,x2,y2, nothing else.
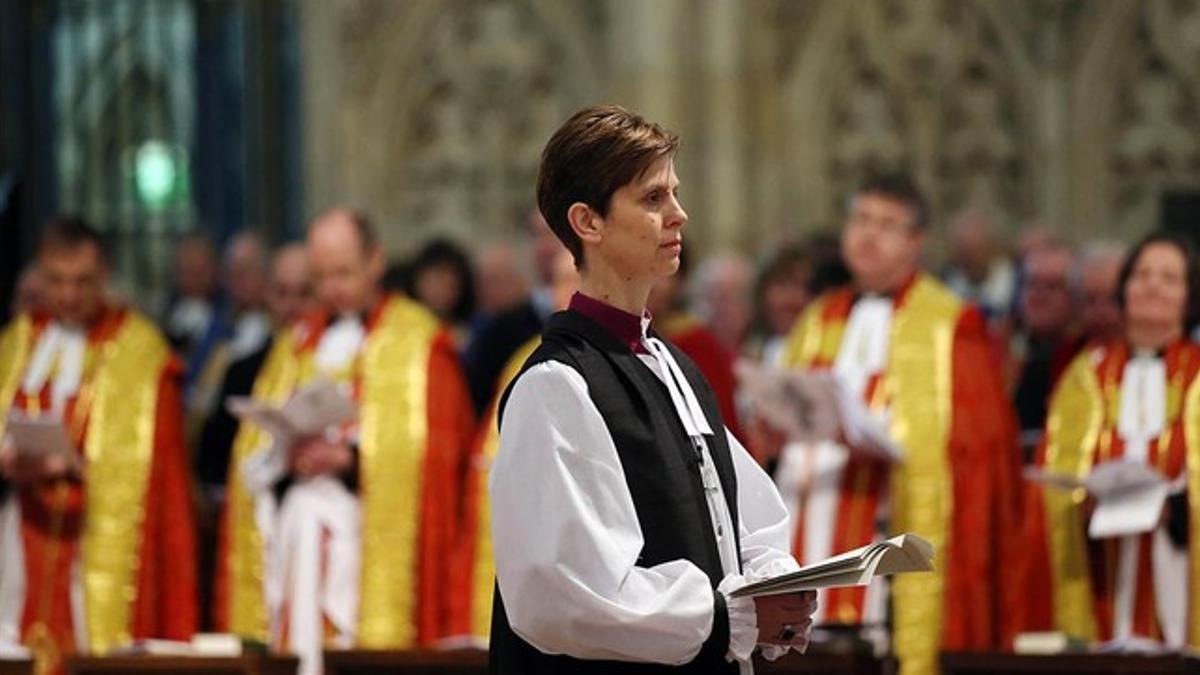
216,210,474,675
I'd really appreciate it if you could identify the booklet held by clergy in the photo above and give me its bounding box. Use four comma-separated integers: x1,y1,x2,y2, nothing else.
730,534,935,598
1025,461,1176,539
4,412,76,460
227,377,356,445
736,361,902,462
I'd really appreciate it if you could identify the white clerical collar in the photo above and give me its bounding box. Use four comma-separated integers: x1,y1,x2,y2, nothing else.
315,314,365,373
229,311,271,360
22,321,88,415
168,297,214,343
1118,351,1166,460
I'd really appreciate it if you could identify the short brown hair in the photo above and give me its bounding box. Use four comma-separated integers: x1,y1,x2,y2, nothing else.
852,173,930,231
536,105,679,267
39,215,108,262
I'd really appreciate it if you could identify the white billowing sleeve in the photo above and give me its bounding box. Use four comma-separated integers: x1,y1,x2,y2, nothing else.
730,428,801,580
490,361,718,665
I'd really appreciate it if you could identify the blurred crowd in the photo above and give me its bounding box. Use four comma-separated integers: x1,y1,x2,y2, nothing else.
3,209,1139,537
1,180,1191,674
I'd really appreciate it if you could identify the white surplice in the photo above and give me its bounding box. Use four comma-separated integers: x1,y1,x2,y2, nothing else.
774,295,893,627
491,319,801,674
1107,352,1186,648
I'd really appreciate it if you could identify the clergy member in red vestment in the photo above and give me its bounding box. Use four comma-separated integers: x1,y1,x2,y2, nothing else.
776,175,1021,675
1022,232,1200,649
0,216,197,674
215,209,474,675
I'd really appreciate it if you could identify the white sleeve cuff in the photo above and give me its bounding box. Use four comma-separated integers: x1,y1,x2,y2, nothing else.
759,643,806,661
747,556,799,583
717,574,756,663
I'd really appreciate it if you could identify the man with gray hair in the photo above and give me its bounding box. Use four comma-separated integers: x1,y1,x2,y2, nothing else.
1010,240,1084,458
1074,242,1127,345
692,253,753,354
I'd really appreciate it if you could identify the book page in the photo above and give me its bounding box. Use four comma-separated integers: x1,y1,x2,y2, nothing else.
737,362,902,462
1026,461,1170,539
228,377,356,445
730,533,934,598
5,414,75,460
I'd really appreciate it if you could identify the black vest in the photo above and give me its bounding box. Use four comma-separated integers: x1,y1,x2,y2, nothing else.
489,310,742,675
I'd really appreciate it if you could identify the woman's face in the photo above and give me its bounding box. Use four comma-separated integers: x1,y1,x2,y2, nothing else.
1124,241,1188,335
588,156,688,286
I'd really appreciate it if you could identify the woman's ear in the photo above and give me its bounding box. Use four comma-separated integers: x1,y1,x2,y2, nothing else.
567,202,603,246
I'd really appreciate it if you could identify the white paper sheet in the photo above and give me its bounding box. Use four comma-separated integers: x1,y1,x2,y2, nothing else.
4,413,75,460
736,361,902,462
227,377,356,447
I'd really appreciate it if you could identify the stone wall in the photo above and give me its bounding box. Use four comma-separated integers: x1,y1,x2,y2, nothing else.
300,0,1200,257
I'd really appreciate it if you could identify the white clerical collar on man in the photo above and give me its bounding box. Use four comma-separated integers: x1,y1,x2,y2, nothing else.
22,321,87,415
168,297,213,342
229,311,272,360
1117,350,1167,458
833,294,893,398
315,314,365,373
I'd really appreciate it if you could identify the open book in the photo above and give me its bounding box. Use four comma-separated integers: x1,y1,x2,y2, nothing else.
736,361,902,462
730,533,934,598
227,377,356,446
1025,461,1180,539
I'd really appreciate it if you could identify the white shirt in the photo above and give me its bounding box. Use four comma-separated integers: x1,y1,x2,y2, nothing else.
491,329,800,670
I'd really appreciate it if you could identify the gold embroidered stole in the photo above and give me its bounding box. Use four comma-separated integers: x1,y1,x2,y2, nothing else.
0,315,34,431
356,297,439,646
782,296,846,369
224,329,300,639
885,276,958,675
1185,364,1200,647
79,313,169,653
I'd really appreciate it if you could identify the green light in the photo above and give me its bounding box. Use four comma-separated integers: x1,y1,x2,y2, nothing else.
134,140,181,210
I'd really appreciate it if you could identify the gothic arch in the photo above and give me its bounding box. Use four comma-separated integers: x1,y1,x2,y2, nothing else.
1069,0,1200,239
778,0,1041,238
338,0,603,252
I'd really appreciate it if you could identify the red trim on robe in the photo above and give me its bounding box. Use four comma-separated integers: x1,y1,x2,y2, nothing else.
131,357,199,640
415,329,476,643
942,306,1023,650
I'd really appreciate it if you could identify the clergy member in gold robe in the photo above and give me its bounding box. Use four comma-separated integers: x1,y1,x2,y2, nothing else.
775,175,1022,675
0,217,197,674
1023,232,1200,648
215,209,474,674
